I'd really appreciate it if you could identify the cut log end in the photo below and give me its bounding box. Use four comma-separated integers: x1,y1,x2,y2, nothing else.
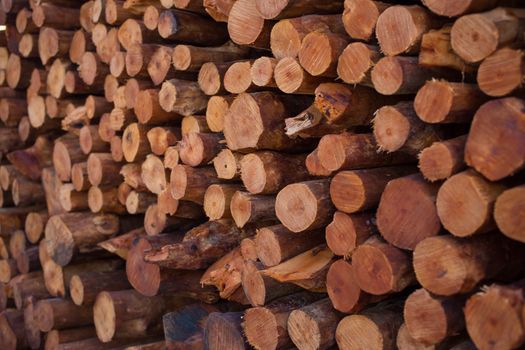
495,186,525,243
244,307,280,349
373,105,411,152
126,237,161,296
93,291,116,343
274,57,306,94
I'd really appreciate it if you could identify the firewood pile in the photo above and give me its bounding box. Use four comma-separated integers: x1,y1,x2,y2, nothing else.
0,0,523,349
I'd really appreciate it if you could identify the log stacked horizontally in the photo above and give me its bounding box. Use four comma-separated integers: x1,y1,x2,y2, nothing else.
0,0,523,349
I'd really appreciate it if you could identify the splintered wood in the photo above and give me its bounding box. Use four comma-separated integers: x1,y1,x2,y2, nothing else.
0,0,523,349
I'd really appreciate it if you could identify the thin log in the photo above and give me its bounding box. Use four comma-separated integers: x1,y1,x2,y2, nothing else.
477,47,524,97
230,191,276,228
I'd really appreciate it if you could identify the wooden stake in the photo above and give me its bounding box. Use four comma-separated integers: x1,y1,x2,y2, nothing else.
376,173,441,250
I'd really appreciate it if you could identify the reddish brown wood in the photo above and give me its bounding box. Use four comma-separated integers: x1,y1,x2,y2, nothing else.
477,47,524,97
418,135,467,182
34,298,93,332
227,0,272,49
495,185,525,243
325,211,376,258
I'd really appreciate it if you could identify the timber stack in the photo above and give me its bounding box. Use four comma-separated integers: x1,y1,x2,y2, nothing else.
0,0,523,349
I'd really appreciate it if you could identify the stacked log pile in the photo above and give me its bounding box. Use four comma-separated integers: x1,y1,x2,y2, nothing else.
0,0,523,349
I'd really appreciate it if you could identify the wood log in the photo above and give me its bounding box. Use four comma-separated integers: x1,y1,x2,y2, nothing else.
306,148,332,177
376,5,442,56
8,230,25,259
337,43,380,86
0,98,25,128
93,289,187,342
227,0,272,49
158,79,208,116
198,61,236,96
143,203,194,236
70,30,95,65
88,186,126,214
79,52,109,86
330,166,416,214
125,43,160,78
275,179,334,233
0,259,18,283
372,56,456,95
42,168,67,216
250,56,276,88
422,0,501,17
178,132,221,166
0,309,28,350
12,177,44,207
11,271,51,309
270,14,345,59
418,135,467,182
450,7,525,63
23,296,41,349
134,89,180,125
205,95,233,133
98,227,146,260
44,327,97,350
25,210,48,243
241,260,300,306
299,31,349,77
15,7,37,33
146,127,179,156
34,298,93,332
203,184,241,220
32,3,80,29
58,183,89,212
87,153,121,187
125,190,156,214
335,301,403,350
317,132,413,172
71,162,89,192
274,57,332,94
325,211,375,258
373,101,442,155
436,169,506,237
288,298,342,350
413,234,525,296
69,270,130,306
203,0,236,22
465,97,525,181
143,220,246,269
169,164,219,204
7,54,37,89
414,80,487,123
223,60,257,94
240,152,308,195
230,191,276,228
79,125,108,155
141,154,168,195
404,288,466,346
495,184,525,243
464,280,525,350
254,0,342,19
157,9,228,45
18,33,39,58
109,51,127,78
181,115,211,135
352,235,415,295
376,173,441,250
419,25,474,72
7,135,53,180
204,312,247,350
53,133,87,182
108,108,133,132
255,224,324,267
342,0,390,40
44,212,120,266
147,46,175,86
38,27,73,65
477,47,524,97
120,163,146,191
122,123,151,162
213,148,241,180
46,59,69,98
173,42,249,72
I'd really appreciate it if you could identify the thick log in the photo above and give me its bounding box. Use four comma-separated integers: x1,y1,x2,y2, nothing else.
34,298,92,332
157,9,228,45
317,132,413,172
19,33,39,58
372,56,456,95
205,95,234,133
413,234,525,296
227,0,272,49
203,184,241,220
495,185,525,243
325,211,375,258
0,98,26,127
414,80,487,123
203,0,235,22
373,101,442,155
223,60,256,94
250,56,276,88
79,125,108,155
23,296,41,349
147,46,174,86
327,259,380,314
125,43,160,78
198,61,235,96
230,191,276,228
376,173,441,250
143,220,246,270
275,179,334,233
204,312,247,350
38,27,74,65
299,31,349,77
158,79,208,116
169,165,219,204
477,47,524,97
124,79,154,109
288,298,342,350
12,177,45,207
436,169,506,237
143,203,198,236
213,148,241,180
450,7,525,63
87,153,121,187
352,235,415,295
335,302,403,350
44,212,120,266
274,57,331,94
71,162,89,192
464,280,525,350
337,43,380,86
270,14,344,59
404,288,466,346
255,224,324,267
342,0,390,40
93,289,187,343
146,127,179,156
7,54,37,89
42,168,67,216
418,135,467,182
419,25,473,72
465,98,525,181
376,5,442,56
125,190,156,214
330,167,416,214
11,271,50,309
240,151,309,194
173,42,248,72
0,259,18,283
